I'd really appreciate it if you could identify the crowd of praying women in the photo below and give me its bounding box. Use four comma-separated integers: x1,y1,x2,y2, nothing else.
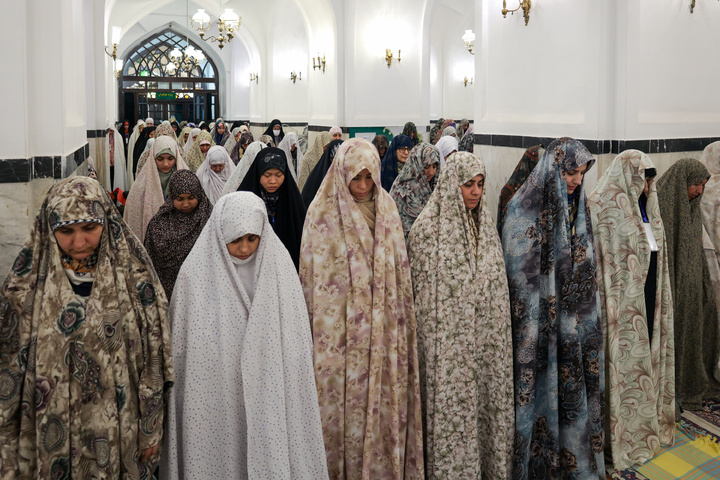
2,114,720,480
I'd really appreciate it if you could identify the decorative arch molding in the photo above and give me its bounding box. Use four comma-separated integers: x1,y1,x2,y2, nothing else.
117,23,229,122
119,22,227,96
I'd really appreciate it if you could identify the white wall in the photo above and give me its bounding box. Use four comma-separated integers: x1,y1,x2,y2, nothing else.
267,0,310,121
623,1,720,139
345,0,429,127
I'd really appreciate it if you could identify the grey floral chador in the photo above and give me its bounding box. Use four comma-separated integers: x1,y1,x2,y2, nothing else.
407,152,514,479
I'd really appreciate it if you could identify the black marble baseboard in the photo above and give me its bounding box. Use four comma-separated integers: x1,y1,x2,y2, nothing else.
473,134,720,156
0,144,89,184
86,129,107,138
430,119,474,124
308,125,349,133
248,121,308,128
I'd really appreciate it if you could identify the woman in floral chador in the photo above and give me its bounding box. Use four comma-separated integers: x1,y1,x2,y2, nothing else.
300,138,424,479
0,176,173,478
407,152,514,479
390,142,441,238
502,137,604,479
588,150,674,470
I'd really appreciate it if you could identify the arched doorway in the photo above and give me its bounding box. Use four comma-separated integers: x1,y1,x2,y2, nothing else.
118,29,219,124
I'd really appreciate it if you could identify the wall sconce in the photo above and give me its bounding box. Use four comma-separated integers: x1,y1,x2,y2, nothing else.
250,73,259,84
105,26,122,61
290,71,302,83
502,0,532,26
690,0,696,12
463,77,474,87
114,59,123,79
385,49,401,67
313,53,326,73
462,30,475,55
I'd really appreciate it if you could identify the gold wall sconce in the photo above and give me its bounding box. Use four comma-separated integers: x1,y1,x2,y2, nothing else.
385,49,401,67
105,26,122,61
250,73,259,84
313,53,326,73
462,30,475,55
114,59,123,79
463,77,474,87
290,71,302,83
690,0,696,12
502,0,532,26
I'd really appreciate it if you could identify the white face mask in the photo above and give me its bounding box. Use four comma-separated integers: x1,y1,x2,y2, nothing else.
273,128,281,136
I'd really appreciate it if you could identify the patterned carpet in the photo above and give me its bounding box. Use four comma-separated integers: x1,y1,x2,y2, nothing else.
607,400,720,480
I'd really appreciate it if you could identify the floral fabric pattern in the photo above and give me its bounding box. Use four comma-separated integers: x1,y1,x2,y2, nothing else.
407,152,514,479
390,143,441,238
0,177,173,479
497,145,541,233
299,138,424,479
501,137,604,480
587,150,675,470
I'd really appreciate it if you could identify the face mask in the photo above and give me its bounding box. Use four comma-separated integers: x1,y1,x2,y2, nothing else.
273,128,281,136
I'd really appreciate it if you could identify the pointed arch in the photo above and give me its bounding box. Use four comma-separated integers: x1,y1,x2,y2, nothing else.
117,24,226,123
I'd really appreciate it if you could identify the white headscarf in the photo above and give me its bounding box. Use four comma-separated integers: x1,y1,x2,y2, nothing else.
197,146,236,205
145,117,154,126
222,141,267,195
106,125,127,192
126,120,145,188
162,192,329,479
277,132,303,183
142,137,155,156
436,136,459,166
123,136,189,243
184,128,201,155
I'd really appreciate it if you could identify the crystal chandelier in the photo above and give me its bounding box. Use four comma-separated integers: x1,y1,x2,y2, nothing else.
191,4,241,50
166,44,205,75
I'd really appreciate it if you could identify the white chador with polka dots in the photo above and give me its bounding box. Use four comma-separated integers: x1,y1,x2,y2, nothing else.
162,192,329,479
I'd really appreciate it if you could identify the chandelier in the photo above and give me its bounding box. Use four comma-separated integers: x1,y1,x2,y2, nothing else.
166,45,205,75
191,6,241,49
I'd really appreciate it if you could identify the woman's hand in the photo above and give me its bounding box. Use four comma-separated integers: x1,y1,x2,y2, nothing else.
139,443,158,463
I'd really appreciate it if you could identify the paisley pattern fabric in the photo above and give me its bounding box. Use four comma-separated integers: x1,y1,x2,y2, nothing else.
407,152,514,479
389,143,441,238
0,177,173,479
501,137,604,480
497,145,541,233
299,138,424,479
657,158,720,410
588,150,675,470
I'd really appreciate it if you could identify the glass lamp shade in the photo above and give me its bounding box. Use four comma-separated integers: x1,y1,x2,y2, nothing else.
114,59,123,71
166,62,177,73
220,9,240,30
170,48,183,59
111,26,122,45
192,9,211,29
462,30,475,44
